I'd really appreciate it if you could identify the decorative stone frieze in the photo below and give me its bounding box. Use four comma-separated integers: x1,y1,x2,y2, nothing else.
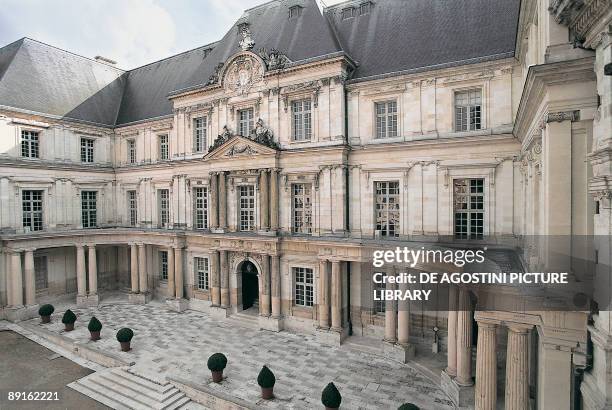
545,110,580,123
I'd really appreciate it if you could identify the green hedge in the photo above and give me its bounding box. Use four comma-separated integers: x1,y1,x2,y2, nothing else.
116,328,134,343
321,382,342,408
257,365,276,388
38,304,54,316
207,353,228,372
61,309,77,324
88,316,102,332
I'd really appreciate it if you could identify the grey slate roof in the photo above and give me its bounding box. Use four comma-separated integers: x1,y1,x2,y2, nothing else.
0,0,520,127
326,0,520,81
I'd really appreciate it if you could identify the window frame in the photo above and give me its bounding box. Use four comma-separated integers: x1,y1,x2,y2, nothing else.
193,186,208,229
159,250,168,281
374,180,400,237
127,139,137,164
294,267,314,307
194,256,209,290
341,6,355,19
158,189,170,228
374,100,398,139
453,178,485,239
193,117,207,153
22,189,44,232
291,183,313,234
373,272,386,314
238,184,256,232
291,99,313,142
454,89,482,132
237,108,254,137
289,5,302,19
81,190,97,228
158,134,169,160
21,129,40,159
127,190,138,226
80,137,95,163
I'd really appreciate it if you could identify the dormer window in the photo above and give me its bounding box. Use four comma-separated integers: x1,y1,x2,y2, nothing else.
341,7,355,20
359,2,371,15
289,5,302,19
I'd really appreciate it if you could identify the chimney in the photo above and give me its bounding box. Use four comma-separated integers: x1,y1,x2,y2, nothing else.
94,55,117,66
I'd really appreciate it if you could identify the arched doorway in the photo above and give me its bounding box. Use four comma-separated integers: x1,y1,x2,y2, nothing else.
241,260,259,310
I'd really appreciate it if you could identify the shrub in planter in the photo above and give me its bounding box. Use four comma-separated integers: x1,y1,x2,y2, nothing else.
398,404,420,410
38,304,54,323
116,328,134,352
61,309,77,331
321,382,342,410
207,353,227,383
88,316,102,341
257,365,276,400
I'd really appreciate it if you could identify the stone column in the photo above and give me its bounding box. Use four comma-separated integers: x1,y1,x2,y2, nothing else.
209,172,218,229
397,278,410,345
174,247,183,299
259,170,269,230
270,168,279,231
10,251,23,307
219,172,227,229
220,250,229,308
24,249,36,306
167,247,175,299
138,244,148,293
76,245,87,297
384,266,397,343
505,324,530,410
456,287,473,386
211,250,220,306
260,254,271,316
446,285,458,376
130,244,139,293
475,320,497,410
88,245,97,296
331,260,342,331
271,255,281,318
318,260,330,329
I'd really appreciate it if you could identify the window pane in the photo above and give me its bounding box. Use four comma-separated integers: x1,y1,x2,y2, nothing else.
455,90,482,132
454,178,485,239
375,181,399,237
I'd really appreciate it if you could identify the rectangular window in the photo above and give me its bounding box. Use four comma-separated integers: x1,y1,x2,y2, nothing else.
375,181,400,237
454,178,484,239
81,191,97,228
193,117,207,152
21,130,39,158
158,189,170,228
238,108,254,137
127,190,138,226
239,185,255,231
341,7,355,19
34,255,48,290
193,186,208,229
292,99,312,141
195,257,209,290
374,273,385,313
159,251,168,280
22,190,43,231
360,2,371,15
127,139,136,164
292,183,312,234
289,5,302,19
375,101,398,139
80,138,94,163
455,90,482,131
294,267,314,307
159,134,169,160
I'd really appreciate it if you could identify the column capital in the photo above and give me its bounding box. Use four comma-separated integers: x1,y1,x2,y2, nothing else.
476,319,499,329
506,322,533,334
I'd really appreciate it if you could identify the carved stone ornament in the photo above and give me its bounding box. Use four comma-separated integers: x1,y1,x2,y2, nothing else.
226,144,258,157
207,62,224,85
258,47,290,70
224,55,264,96
250,118,279,149
208,126,233,153
239,25,255,51
546,110,579,123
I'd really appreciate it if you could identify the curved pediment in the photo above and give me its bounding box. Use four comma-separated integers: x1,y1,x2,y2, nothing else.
205,135,278,160
219,52,267,96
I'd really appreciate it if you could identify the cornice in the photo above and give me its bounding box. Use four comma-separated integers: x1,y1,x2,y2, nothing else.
513,56,596,142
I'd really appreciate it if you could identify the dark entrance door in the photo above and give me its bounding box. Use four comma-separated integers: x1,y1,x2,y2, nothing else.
241,261,259,310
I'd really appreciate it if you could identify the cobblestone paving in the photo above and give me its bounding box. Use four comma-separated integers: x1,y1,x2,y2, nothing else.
25,302,454,410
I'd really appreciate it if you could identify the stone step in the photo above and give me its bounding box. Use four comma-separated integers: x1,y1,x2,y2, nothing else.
69,368,193,410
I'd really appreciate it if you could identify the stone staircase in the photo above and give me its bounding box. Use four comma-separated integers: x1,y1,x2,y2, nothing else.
68,366,199,410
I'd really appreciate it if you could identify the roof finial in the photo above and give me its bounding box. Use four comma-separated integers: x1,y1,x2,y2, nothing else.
239,24,255,51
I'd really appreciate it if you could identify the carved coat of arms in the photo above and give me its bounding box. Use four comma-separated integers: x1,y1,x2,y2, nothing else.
224,55,264,96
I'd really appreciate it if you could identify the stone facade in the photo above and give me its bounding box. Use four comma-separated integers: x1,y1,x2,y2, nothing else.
0,0,610,408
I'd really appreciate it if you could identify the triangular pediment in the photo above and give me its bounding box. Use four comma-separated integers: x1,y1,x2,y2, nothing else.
204,135,277,160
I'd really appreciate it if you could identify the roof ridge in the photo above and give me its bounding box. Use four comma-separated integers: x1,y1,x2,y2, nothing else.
0,38,25,84
18,37,127,73
126,41,219,73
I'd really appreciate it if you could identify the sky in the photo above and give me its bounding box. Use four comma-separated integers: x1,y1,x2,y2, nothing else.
0,0,346,70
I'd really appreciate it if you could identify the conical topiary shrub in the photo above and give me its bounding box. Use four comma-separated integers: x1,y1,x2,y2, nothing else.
61,309,77,331
398,404,420,410
321,382,342,410
88,316,102,340
38,304,54,323
207,353,227,383
257,365,276,399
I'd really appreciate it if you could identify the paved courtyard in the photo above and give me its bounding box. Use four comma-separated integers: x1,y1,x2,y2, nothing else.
21,302,454,409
